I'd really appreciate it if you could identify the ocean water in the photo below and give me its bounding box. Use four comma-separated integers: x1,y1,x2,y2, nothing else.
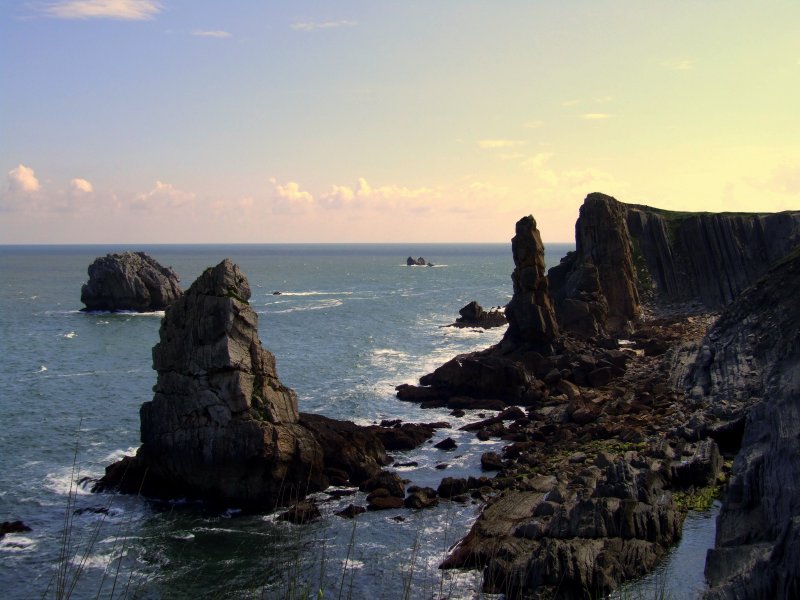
0,243,715,599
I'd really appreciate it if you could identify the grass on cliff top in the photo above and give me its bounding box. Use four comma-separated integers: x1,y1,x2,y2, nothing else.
624,203,795,220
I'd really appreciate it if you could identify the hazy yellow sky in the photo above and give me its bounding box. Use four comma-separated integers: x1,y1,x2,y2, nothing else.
1,1,798,243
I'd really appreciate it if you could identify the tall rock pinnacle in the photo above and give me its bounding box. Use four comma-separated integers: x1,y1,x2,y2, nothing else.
503,215,559,348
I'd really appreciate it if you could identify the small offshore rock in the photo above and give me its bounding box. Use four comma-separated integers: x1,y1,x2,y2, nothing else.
81,251,182,312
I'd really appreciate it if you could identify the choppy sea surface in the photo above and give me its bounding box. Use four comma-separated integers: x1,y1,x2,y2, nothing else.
0,243,716,599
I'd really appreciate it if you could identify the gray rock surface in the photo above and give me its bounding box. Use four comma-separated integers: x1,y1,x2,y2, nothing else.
81,251,182,312
96,259,390,509
679,249,800,599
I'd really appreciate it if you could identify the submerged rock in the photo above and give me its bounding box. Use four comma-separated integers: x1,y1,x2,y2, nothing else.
81,251,182,312
96,259,388,510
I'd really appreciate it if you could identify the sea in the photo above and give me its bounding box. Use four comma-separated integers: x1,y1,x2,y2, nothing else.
0,243,716,599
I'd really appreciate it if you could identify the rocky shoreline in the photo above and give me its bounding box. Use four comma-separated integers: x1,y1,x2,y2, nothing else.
93,193,800,598
396,194,800,597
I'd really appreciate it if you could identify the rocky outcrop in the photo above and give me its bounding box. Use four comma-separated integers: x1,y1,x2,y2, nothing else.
503,216,559,350
678,248,800,599
548,193,641,338
80,251,182,312
397,216,570,409
407,256,433,266
95,259,390,509
450,301,507,329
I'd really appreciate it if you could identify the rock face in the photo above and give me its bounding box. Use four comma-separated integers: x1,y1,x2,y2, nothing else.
548,193,641,337
549,193,800,337
626,204,800,307
96,259,390,509
681,248,800,599
503,216,559,349
81,251,182,312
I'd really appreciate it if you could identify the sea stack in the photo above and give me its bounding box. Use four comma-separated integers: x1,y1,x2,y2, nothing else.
80,251,182,312
502,215,559,349
138,259,324,506
96,258,391,509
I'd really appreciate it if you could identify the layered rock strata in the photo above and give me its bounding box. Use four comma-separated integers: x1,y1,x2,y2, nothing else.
626,204,800,307
680,248,800,599
549,193,800,338
81,251,182,312
96,259,390,509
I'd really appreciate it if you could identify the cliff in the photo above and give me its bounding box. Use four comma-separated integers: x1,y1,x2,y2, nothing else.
549,193,800,337
680,248,800,598
626,204,800,307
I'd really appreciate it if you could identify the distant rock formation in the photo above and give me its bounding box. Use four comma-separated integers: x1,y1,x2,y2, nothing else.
450,301,507,329
96,259,390,509
407,256,433,266
80,251,182,312
681,248,800,599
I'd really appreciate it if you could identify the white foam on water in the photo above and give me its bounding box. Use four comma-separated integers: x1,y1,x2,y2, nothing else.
266,299,344,314
62,331,77,339
101,446,139,463
271,291,354,297
0,535,37,553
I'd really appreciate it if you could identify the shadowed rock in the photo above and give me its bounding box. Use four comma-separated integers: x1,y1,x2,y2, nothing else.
96,259,389,510
81,251,182,312
503,215,559,350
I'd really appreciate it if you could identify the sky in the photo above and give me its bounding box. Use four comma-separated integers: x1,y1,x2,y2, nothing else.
1,0,799,244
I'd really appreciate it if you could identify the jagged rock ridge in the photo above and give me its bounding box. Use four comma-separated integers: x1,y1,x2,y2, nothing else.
81,251,182,312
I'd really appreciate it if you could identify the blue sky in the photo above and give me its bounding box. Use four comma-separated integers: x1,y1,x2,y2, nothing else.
2,1,799,243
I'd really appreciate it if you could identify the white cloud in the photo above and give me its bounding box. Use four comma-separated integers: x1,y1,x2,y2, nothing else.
70,178,93,193
661,58,694,71
192,30,231,38
521,153,559,186
131,180,195,211
319,177,435,213
291,20,356,32
267,178,314,213
478,139,526,149
41,0,161,20
523,120,544,129
581,113,614,120
8,164,41,193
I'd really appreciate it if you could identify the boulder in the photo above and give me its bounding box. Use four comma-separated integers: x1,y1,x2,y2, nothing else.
452,301,507,329
81,251,182,312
